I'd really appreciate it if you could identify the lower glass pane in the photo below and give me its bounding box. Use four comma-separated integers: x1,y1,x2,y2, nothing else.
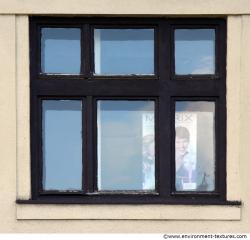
175,101,215,192
42,100,82,191
97,100,155,191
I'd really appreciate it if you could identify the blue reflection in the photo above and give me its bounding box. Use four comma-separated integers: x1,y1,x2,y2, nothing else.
95,29,154,75
175,29,215,75
41,28,81,74
42,100,82,191
98,101,155,191
176,101,215,112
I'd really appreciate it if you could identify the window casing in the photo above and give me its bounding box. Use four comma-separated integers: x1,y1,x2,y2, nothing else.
29,17,226,204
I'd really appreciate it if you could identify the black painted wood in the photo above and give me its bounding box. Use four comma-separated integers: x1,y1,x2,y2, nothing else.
30,17,227,204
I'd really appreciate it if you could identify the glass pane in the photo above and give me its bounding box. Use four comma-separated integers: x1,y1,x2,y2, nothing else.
94,29,154,75
97,100,155,191
175,101,215,191
42,100,82,191
175,29,215,75
41,28,81,74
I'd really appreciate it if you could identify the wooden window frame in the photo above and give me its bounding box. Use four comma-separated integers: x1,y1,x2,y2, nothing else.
25,17,233,205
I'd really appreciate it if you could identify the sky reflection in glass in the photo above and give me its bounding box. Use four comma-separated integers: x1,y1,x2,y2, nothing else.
97,100,155,191
175,29,215,75
42,100,82,191
41,28,81,74
94,29,154,75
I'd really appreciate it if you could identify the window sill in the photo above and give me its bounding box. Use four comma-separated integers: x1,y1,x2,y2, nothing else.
16,200,241,220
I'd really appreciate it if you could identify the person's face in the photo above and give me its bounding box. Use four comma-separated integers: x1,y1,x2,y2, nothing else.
176,136,189,156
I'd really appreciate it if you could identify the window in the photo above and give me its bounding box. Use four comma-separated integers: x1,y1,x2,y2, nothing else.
29,18,226,204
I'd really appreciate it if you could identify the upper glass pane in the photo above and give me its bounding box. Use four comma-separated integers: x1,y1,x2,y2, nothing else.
94,29,154,75
42,100,82,191
97,100,155,191
175,101,215,192
41,28,81,74
175,29,215,75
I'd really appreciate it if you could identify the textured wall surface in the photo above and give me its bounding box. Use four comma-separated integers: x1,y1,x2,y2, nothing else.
0,0,249,14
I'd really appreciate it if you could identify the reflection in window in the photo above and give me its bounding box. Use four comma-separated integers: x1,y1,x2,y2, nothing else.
175,101,215,192
97,100,155,191
175,29,215,75
41,28,81,74
42,100,82,191
94,29,154,75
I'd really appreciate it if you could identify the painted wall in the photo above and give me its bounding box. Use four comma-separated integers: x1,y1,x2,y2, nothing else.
0,0,249,232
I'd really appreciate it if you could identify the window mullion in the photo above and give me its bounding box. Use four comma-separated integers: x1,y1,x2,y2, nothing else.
85,96,95,193
83,24,92,77
157,21,171,197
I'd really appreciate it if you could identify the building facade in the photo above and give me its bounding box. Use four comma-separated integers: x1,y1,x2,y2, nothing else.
0,0,249,233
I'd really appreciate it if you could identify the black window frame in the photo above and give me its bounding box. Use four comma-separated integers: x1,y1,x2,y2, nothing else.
25,17,233,205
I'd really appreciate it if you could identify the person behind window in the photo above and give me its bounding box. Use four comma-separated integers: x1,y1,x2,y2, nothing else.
175,126,211,191
175,126,197,191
